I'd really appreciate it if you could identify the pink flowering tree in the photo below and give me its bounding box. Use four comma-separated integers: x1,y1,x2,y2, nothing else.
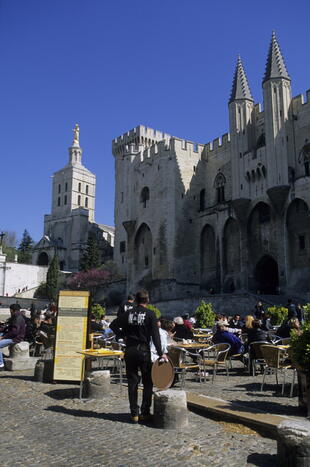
66,268,111,298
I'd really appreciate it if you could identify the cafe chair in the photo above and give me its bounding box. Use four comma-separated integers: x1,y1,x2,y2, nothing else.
167,346,202,388
200,343,231,382
260,344,295,395
273,337,291,346
248,341,270,376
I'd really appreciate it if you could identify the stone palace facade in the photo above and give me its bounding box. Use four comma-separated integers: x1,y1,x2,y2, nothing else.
113,33,310,300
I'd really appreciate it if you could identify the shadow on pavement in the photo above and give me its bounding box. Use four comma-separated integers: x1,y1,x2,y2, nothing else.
247,452,277,466
45,388,80,400
219,398,300,417
0,374,33,381
45,405,132,424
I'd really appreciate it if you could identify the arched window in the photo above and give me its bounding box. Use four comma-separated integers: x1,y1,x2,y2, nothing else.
214,173,226,204
140,187,150,208
78,182,81,192
58,184,61,194
57,197,61,207
199,189,206,211
64,195,67,205
65,182,68,192
85,197,88,207
86,185,89,195
299,143,310,176
78,195,81,206
256,133,266,149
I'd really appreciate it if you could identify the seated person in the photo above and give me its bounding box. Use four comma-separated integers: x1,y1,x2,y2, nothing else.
90,314,103,332
277,318,301,339
229,314,243,329
261,312,273,331
150,319,168,362
182,313,193,330
0,303,26,370
173,317,193,340
212,323,244,355
246,319,269,346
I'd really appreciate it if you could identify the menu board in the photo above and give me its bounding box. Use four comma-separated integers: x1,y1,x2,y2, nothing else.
53,290,89,381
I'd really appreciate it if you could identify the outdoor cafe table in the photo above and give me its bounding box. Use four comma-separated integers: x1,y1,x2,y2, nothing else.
77,349,124,399
168,342,211,350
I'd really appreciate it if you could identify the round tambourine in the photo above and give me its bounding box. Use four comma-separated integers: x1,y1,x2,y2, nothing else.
151,357,175,390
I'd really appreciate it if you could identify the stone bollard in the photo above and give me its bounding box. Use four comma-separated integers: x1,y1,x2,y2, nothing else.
34,359,54,383
153,389,188,429
9,341,30,359
5,342,38,371
85,370,111,400
277,419,310,467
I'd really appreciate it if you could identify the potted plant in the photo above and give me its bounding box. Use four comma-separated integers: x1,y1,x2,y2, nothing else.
290,322,310,416
91,303,106,320
194,300,216,328
147,304,161,319
267,305,288,326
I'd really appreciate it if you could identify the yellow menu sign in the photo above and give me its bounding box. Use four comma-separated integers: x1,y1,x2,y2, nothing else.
53,290,89,381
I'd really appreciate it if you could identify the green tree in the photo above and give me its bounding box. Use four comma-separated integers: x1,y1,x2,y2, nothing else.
34,282,48,299
194,300,216,328
147,304,161,318
18,229,34,264
80,236,101,271
46,254,59,301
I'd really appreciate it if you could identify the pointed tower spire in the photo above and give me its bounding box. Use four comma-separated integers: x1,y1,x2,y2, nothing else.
229,55,253,103
263,31,290,83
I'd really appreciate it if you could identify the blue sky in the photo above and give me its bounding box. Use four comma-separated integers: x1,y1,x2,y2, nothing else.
1,0,310,244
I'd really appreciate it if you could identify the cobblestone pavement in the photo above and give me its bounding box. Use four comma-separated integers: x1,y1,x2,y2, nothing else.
0,367,277,467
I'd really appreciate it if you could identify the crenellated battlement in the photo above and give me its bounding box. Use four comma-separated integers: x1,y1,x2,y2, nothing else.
291,90,310,114
203,133,231,157
112,124,171,156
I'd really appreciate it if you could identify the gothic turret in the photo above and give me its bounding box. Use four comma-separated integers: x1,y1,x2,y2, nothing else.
263,32,292,188
229,56,253,103
229,56,254,199
263,31,290,83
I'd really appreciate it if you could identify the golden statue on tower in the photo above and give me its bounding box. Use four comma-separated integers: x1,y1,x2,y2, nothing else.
72,123,80,145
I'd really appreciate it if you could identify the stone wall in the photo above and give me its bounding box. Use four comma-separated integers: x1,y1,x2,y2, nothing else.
153,293,260,319
0,260,48,297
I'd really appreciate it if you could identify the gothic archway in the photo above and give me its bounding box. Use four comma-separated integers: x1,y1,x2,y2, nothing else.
255,255,279,294
286,198,310,289
37,252,49,266
223,218,240,275
134,223,152,277
200,224,217,289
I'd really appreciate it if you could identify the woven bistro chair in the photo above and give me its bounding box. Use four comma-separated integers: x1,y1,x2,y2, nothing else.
200,343,231,382
167,346,202,388
273,337,291,346
248,341,270,376
260,344,295,395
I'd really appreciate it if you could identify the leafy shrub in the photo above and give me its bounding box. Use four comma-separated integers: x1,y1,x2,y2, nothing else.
147,304,161,318
291,322,310,372
303,303,310,323
34,282,47,299
194,300,216,328
267,305,288,326
91,303,106,320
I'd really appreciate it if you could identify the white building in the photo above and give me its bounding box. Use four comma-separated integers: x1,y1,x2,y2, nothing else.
33,125,114,272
